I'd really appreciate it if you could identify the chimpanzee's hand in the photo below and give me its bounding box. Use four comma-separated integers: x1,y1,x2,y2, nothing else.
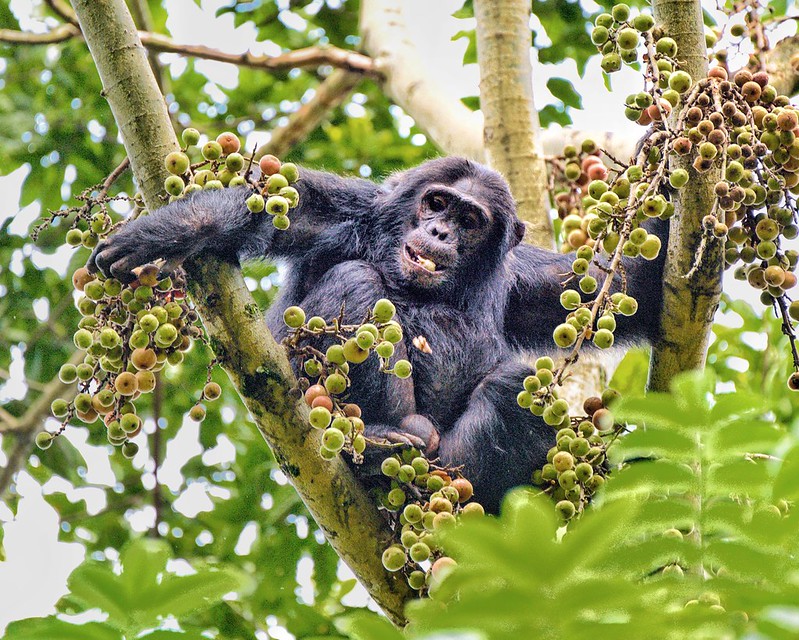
87,214,199,284
380,414,440,455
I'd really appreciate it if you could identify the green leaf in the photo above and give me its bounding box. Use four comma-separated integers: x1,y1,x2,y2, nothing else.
452,29,477,65
538,104,572,127
119,537,172,599
3,617,122,640
66,563,131,624
452,0,474,19
140,568,246,620
609,348,650,396
546,77,583,109
461,95,480,111
334,610,403,640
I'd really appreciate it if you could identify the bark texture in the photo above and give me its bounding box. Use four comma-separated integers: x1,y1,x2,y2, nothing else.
70,0,412,624
648,0,723,391
474,0,552,247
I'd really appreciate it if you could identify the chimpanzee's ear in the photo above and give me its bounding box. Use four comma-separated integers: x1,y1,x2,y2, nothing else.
512,220,527,247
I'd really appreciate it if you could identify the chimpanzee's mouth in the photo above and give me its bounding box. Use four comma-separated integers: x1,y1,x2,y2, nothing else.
403,244,445,274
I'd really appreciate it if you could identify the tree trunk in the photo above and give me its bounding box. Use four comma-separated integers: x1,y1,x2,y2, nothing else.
70,0,412,624
474,0,552,247
648,0,722,391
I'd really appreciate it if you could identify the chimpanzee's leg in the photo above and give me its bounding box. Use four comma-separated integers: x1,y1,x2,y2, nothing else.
276,260,437,449
437,360,554,513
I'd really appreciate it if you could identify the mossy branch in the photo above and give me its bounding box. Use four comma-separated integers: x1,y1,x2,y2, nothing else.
648,0,723,391
69,0,411,624
473,0,553,248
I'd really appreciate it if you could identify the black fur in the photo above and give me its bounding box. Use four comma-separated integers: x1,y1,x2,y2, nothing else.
88,157,665,512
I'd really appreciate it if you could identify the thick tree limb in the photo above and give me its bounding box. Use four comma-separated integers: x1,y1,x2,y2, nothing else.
128,0,170,94
474,0,552,247
359,0,485,160
648,0,723,391
70,0,411,625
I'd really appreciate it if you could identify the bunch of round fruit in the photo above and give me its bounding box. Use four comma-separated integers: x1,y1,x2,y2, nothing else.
63,208,115,251
378,447,483,592
531,391,620,522
591,4,654,74
284,298,413,459
663,68,799,388
163,129,300,230
39,263,219,455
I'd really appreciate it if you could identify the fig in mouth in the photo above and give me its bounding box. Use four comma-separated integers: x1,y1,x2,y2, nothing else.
406,245,438,273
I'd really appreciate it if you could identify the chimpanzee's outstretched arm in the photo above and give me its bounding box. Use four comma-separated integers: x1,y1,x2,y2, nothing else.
87,169,380,282
503,219,668,351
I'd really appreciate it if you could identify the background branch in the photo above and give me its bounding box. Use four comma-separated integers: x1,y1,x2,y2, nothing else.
765,35,799,97
0,23,78,44
70,0,412,624
255,69,362,159
359,0,485,160
0,352,84,496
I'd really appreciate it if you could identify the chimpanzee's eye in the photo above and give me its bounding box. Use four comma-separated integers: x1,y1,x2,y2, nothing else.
428,194,448,212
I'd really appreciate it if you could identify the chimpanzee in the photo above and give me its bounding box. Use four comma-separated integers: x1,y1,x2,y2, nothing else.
88,156,665,512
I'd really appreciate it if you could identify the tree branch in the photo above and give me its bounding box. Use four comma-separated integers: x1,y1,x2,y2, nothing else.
43,0,79,26
0,23,79,44
138,31,379,77
0,24,379,77
474,0,552,247
128,0,170,94
70,0,411,624
765,34,799,98
648,0,723,391
359,0,485,160
0,351,85,496
255,69,363,160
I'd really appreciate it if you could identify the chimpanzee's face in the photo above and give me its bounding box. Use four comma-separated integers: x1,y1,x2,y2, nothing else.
399,176,519,292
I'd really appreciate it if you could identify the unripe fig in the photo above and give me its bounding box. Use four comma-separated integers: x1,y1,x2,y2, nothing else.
266,195,290,216
203,382,222,401
632,13,654,32
182,128,201,146
617,28,639,51
245,193,265,213
165,151,190,175
393,359,413,379
272,215,290,230
611,3,630,22
382,545,406,572
202,141,223,161
655,36,678,57
283,306,306,328
555,499,576,520
36,432,54,449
